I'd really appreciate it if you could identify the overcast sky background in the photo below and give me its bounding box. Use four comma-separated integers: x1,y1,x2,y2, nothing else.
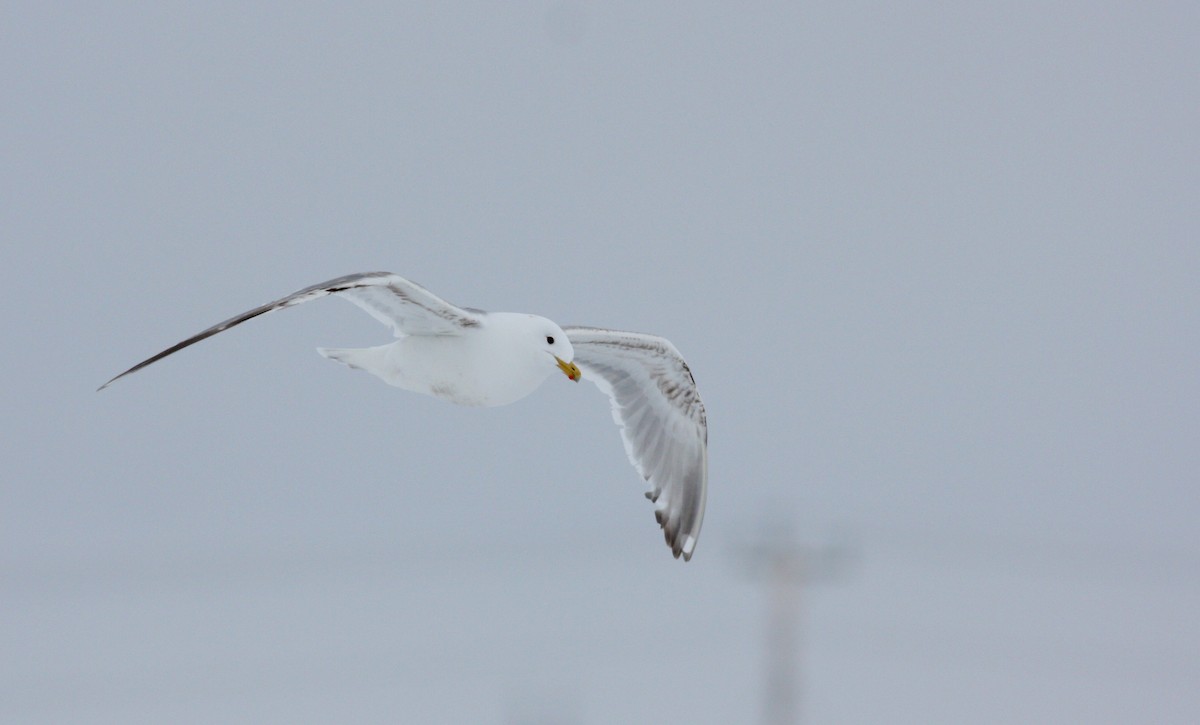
3,2,1197,723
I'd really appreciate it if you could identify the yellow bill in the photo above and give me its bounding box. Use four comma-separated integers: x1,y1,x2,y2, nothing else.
556,356,582,382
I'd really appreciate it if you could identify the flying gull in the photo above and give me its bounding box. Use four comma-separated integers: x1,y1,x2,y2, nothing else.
100,272,707,560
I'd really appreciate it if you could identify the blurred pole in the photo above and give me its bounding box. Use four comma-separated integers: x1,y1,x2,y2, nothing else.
741,519,854,725
762,542,806,725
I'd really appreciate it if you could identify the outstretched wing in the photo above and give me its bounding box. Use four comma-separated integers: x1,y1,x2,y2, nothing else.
99,272,482,390
564,326,708,561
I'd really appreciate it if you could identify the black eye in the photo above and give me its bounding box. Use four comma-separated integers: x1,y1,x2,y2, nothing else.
546,335,555,345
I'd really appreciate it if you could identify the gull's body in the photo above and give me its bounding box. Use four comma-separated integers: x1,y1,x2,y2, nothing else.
319,312,576,407
101,272,708,560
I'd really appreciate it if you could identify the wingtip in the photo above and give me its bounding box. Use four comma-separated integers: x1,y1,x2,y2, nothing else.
681,535,696,561
97,372,124,391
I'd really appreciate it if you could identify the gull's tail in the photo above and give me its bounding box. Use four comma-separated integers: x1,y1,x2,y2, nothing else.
317,345,391,376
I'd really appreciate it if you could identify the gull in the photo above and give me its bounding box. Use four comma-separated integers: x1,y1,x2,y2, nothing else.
100,272,708,560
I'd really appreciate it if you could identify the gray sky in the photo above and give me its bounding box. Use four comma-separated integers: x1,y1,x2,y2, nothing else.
3,2,1197,723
